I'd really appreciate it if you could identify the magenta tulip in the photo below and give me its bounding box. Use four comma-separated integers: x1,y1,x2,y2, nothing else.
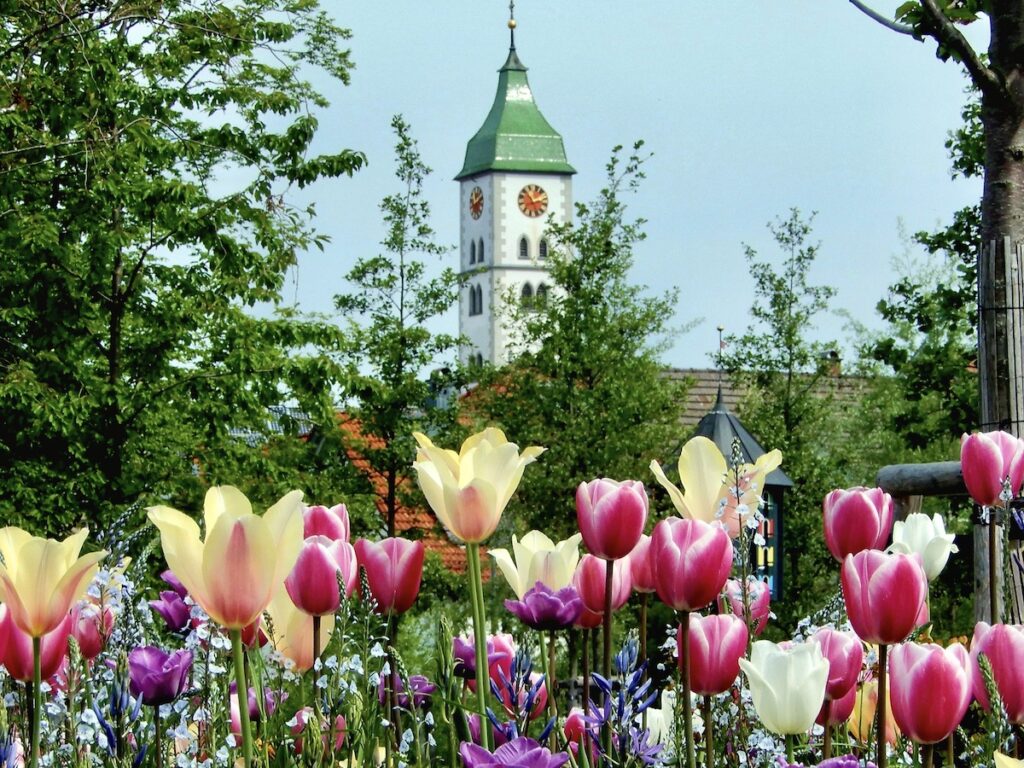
970,622,1024,723
890,642,972,744
0,605,70,682
961,431,1024,508
128,646,194,706
813,627,864,701
303,503,351,542
822,487,894,562
651,517,733,612
683,613,748,695
841,550,927,645
817,683,857,726
573,554,632,614
292,707,346,755
71,601,114,660
627,534,656,594
722,577,771,636
285,536,357,617
354,537,425,615
576,479,648,560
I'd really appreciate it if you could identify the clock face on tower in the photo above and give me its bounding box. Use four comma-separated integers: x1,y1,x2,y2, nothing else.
469,186,484,219
517,184,548,217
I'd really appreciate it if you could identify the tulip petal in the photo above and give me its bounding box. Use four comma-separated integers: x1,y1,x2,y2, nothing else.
264,489,304,585
489,547,525,599
676,437,727,523
202,514,275,628
649,460,687,517
0,527,32,571
147,506,206,604
204,486,253,537
45,549,105,635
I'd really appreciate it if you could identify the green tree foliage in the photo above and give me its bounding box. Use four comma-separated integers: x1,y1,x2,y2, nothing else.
334,116,463,538
721,209,847,628
469,143,687,542
0,1,364,535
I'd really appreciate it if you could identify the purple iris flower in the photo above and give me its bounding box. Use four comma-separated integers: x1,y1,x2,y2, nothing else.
453,636,512,680
459,736,569,768
504,582,583,631
127,647,192,706
377,673,436,710
148,590,191,633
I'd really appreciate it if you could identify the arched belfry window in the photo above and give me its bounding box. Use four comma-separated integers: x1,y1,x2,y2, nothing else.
539,238,549,260
536,283,549,306
521,282,534,308
518,237,529,260
475,285,484,315
478,238,485,263
469,284,483,316
470,240,477,265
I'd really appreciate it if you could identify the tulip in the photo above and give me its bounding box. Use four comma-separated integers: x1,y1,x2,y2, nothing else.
353,537,425,615
575,479,648,560
505,582,583,631
889,642,972,745
722,577,771,636
650,517,733,612
377,674,435,710
495,672,548,721
148,590,191,634
572,555,631,614
812,628,864,702
452,635,512,683
292,708,346,755
487,633,517,691
822,487,894,562
649,436,727,524
683,613,747,696
849,678,899,746
229,684,282,736
303,503,350,542
842,550,927,646
70,601,114,660
489,531,582,599
997,754,1024,768
265,586,336,673
285,535,357,617
817,683,856,727
889,513,959,581
626,535,656,593
147,486,304,629
714,450,783,537
459,737,569,768
574,606,602,630
127,646,193,706
960,430,1024,508
739,640,829,736
0,527,106,638
970,622,1024,723
412,428,544,544
159,570,188,598
643,690,676,746
0,605,71,682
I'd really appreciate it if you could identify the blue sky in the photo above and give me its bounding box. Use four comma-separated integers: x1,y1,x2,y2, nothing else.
286,2,983,369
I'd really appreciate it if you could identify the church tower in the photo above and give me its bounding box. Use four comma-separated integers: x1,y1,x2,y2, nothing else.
455,12,575,366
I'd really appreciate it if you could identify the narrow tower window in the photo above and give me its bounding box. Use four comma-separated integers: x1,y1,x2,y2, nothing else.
536,283,549,306
519,236,529,260
470,240,477,264
478,238,485,263
521,282,534,308
539,238,548,260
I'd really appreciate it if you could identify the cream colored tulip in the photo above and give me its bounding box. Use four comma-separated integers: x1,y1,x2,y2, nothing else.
996,753,1024,768
489,530,582,599
0,527,106,637
265,585,335,672
412,428,544,544
649,436,726,524
147,486,304,629
716,449,782,535
889,512,958,581
739,640,828,736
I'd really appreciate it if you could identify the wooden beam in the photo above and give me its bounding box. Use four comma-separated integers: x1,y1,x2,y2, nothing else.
875,461,965,497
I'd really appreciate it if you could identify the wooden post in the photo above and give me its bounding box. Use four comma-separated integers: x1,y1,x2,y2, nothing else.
977,240,1024,623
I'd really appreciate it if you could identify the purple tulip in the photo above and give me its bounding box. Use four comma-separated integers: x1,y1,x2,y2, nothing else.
160,570,188,599
148,590,191,633
377,673,436,710
453,636,511,681
127,647,192,706
460,737,569,768
504,582,583,631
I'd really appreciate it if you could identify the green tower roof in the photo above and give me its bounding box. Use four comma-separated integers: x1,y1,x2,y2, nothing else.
456,47,575,180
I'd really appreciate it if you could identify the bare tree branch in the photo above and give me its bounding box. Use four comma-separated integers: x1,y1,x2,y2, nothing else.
847,0,917,36
917,0,1007,103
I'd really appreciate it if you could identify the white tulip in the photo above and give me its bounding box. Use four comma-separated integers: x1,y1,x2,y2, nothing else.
739,640,828,736
890,512,958,581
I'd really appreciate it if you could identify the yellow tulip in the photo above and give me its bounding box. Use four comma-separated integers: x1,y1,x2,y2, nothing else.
489,530,582,599
265,586,335,673
996,753,1024,767
412,428,544,544
147,486,304,629
849,678,899,745
715,449,782,537
649,436,727,523
0,527,106,638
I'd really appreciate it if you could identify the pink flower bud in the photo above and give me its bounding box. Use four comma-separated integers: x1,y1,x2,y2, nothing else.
627,535,656,594
961,431,1024,508
822,487,893,562
651,517,732,612
841,549,927,645
354,538,425,615
812,627,863,701
572,554,632,614
303,504,351,542
576,479,648,560
971,622,1024,723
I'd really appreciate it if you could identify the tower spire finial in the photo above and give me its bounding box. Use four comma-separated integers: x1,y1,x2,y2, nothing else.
716,324,726,400
508,1,517,50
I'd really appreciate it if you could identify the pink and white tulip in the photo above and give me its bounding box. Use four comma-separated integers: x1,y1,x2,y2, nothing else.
812,627,863,701
890,642,972,744
354,537,425,615
683,613,748,695
302,503,351,542
573,554,632,614
822,487,894,562
722,577,771,635
285,536,357,617
626,535,656,594
841,549,927,645
651,517,732,612
576,478,648,560
0,605,71,682
961,431,1024,508
971,622,1024,723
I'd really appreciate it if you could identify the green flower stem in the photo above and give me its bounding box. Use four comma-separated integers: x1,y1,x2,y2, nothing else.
602,559,614,758
702,694,713,768
31,636,40,768
640,592,648,732
680,610,695,768
822,699,832,760
786,734,795,765
581,627,592,760
466,542,491,751
230,629,253,768
877,643,888,768
155,706,163,768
